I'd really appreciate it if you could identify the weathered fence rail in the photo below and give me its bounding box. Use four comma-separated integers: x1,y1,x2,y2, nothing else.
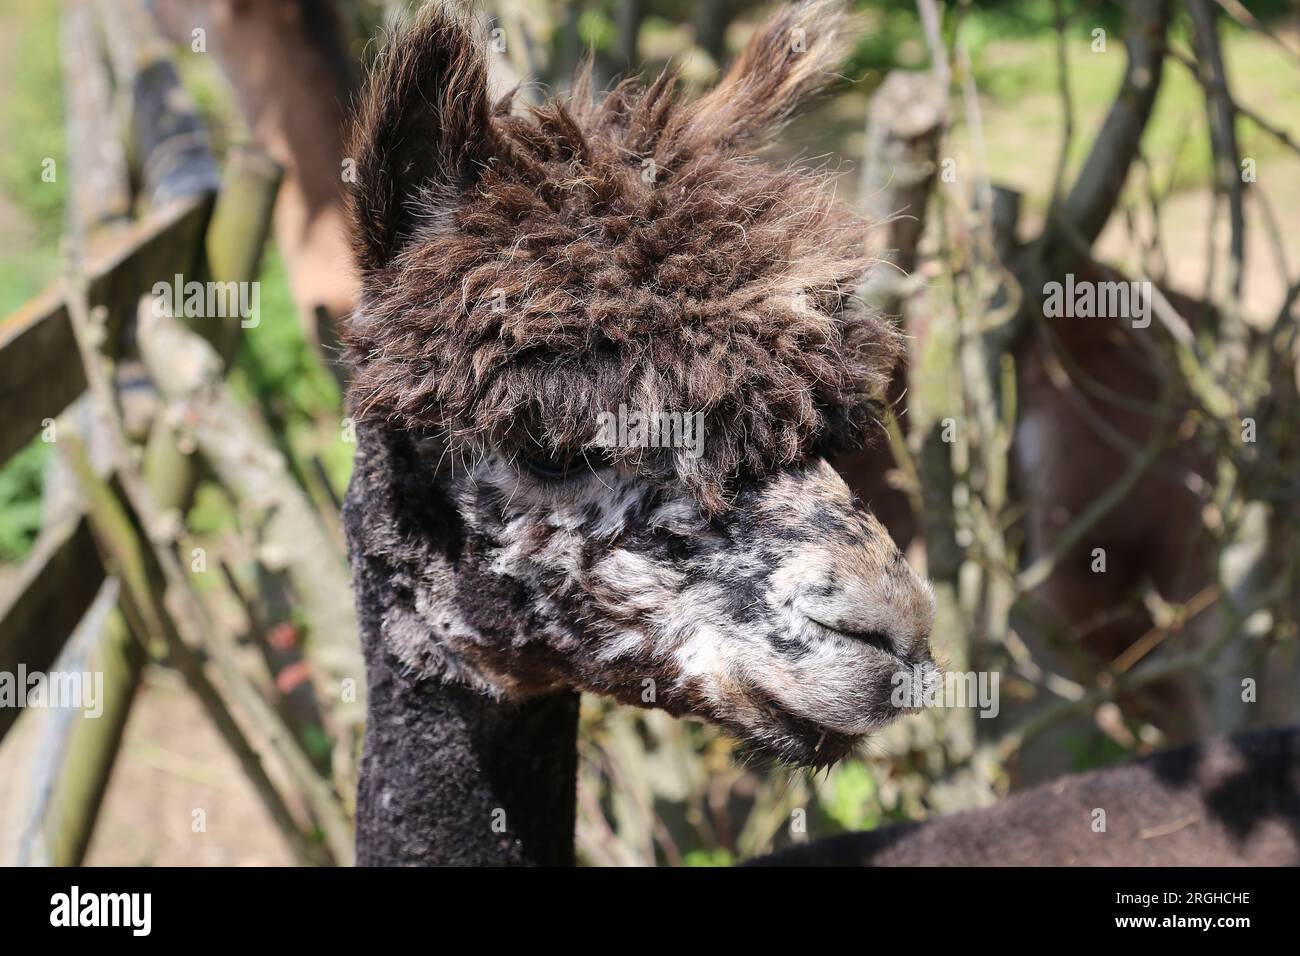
0,517,102,742
0,194,212,468
0,0,355,866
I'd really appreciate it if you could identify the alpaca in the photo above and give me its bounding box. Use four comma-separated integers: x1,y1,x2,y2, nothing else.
853,265,1230,774
754,725,1300,865
341,0,939,865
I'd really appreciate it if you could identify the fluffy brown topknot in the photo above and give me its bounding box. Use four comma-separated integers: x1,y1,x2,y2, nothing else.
344,0,902,511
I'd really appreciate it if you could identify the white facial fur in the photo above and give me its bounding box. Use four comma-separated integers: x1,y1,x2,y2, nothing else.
389,446,938,766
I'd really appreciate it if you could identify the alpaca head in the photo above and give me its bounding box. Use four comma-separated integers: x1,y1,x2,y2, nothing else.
343,0,937,767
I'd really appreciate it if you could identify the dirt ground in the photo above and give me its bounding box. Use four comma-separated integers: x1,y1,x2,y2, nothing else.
86,668,295,866
0,667,294,866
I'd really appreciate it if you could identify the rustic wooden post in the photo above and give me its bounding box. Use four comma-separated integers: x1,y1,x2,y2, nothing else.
9,2,284,864
19,592,143,866
62,0,132,245
139,147,283,519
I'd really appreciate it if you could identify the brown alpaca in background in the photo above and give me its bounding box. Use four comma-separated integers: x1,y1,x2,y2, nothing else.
757,725,1300,865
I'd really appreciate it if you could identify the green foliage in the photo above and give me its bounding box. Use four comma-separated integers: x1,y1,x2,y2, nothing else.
0,0,64,238
841,5,927,80
1063,730,1139,774
0,0,66,562
683,847,735,867
578,8,616,53
231,248,340,419
822,761,882,832
0,243,61,318
229,246,351,495
0,0,64,312
840,0,1122,80
186,482,236,539
300,724,335,765
0,439,49,562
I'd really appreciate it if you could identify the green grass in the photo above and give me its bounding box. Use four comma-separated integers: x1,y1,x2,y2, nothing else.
228,245,351,497
0,244,61,318
0,0,63,561
0,0,64,234
821,761,883,831
682,847,735,867
838,2,1300,217
0,439,49,562
955,20,1300,216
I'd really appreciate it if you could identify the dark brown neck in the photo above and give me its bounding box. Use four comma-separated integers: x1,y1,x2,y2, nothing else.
354,615,578,865
345,424,579,866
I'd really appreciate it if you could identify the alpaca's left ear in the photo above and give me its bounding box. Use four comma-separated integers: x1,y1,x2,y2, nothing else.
678,0,853,153
348,4,493,272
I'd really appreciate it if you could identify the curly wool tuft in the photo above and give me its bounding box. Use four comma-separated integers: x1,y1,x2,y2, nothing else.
344,1,902,511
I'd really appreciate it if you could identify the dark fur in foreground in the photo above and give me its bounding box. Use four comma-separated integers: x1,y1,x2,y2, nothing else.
753,726,1300,865
349,490,579,865
344,0,900,511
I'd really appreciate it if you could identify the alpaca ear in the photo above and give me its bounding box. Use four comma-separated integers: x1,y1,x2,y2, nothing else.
682,0,853,152
349,5,492,272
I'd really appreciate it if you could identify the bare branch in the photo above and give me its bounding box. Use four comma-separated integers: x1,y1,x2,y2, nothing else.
1189,0,1246,313
914,0,950,93
1211,0,1300,69
1058,0,1172,247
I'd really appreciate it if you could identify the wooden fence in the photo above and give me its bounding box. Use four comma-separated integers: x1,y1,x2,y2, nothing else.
0,0,358,866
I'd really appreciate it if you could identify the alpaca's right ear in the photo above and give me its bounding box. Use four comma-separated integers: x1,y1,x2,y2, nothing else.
349,4,492,272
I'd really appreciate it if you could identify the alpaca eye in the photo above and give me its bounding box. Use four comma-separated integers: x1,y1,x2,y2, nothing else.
520,455,573,481
519,449,613,482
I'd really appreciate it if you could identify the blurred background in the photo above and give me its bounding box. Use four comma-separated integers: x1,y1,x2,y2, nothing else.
1,0,1298,865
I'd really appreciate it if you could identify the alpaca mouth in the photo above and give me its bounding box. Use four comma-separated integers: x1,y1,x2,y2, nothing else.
778,723,863,770
803,725,863,769
742,700,866,770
